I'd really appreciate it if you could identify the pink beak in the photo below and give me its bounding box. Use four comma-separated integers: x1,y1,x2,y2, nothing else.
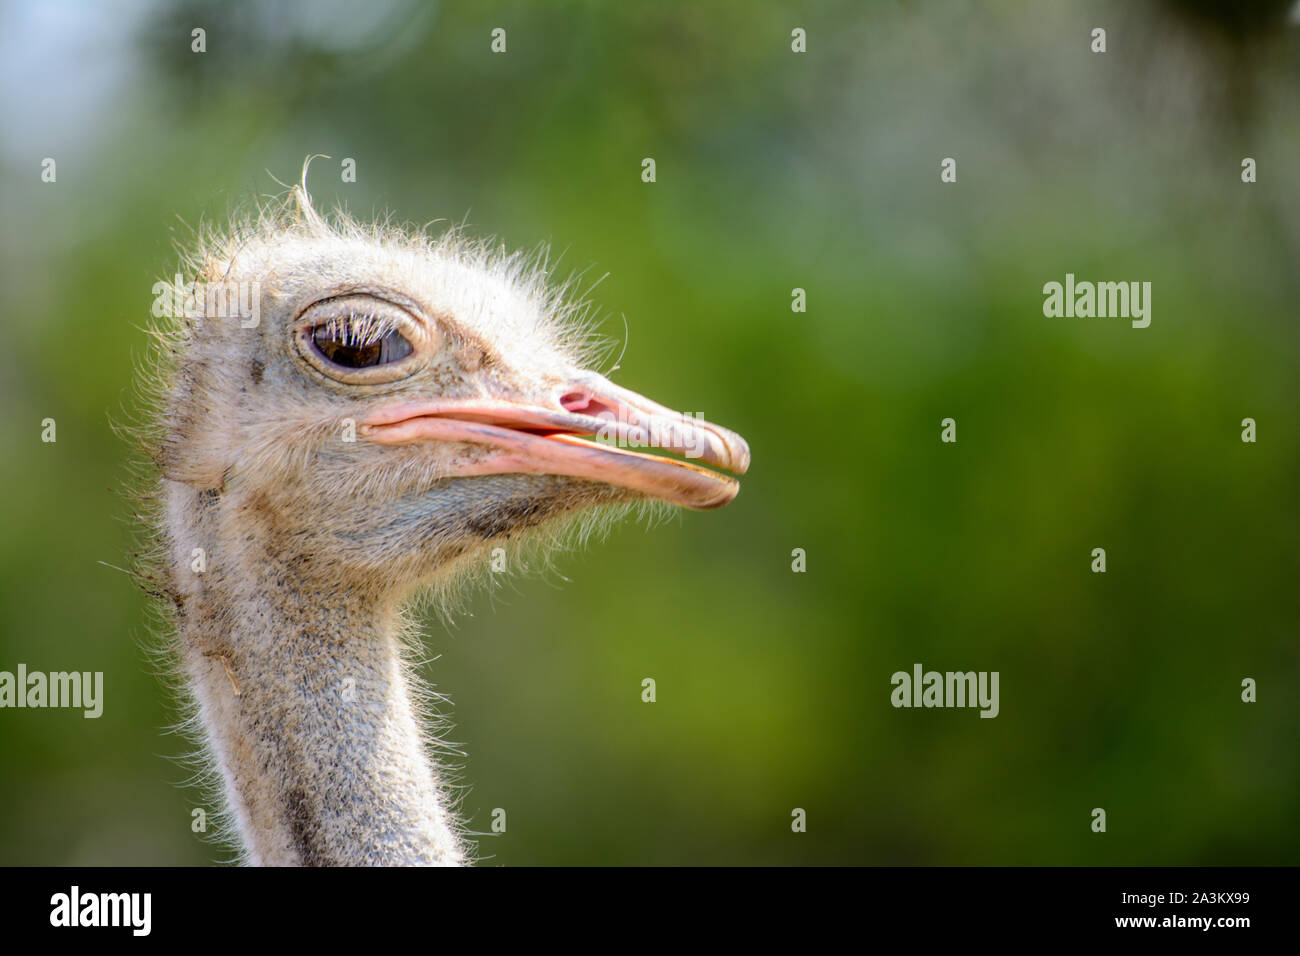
358,373,750,510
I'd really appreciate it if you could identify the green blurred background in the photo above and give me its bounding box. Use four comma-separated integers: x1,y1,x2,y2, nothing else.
1,0,1297,865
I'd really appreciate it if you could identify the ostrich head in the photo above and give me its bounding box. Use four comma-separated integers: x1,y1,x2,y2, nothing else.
146,183,748,866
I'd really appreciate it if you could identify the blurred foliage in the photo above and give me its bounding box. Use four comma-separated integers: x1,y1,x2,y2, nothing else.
0,0,1297,864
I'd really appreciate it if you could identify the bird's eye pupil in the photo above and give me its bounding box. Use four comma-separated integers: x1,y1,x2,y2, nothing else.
312,320,413,369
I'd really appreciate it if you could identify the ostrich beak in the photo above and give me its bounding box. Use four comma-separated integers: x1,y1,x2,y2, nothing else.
359,374,750,509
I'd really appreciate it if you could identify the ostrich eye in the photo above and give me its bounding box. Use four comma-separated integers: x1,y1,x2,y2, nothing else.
295,295,427,384
310,315,414,369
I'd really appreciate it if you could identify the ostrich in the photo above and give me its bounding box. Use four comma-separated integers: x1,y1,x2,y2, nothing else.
136,183,749,866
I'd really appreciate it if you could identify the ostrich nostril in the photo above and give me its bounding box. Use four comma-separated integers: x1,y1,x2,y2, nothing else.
560,392,619,421
559,391,592,412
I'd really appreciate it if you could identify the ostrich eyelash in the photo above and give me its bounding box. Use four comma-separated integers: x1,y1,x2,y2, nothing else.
309,311,416,371
314,311,399,347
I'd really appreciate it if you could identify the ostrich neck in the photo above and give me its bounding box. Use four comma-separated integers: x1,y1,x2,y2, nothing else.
170,496,463,866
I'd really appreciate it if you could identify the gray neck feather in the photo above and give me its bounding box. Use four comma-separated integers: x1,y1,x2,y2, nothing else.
168,482,464,867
